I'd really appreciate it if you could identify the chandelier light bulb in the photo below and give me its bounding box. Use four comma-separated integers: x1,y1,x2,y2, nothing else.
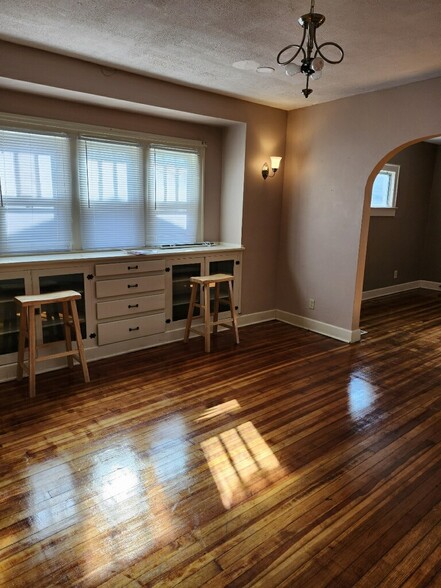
311,70,323,80
285,63,301,76
311,56,324,72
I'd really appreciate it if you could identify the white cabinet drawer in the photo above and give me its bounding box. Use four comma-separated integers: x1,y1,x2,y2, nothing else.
97,313,165,345
96,293,165,320
96,274,165,298
95,258,165,277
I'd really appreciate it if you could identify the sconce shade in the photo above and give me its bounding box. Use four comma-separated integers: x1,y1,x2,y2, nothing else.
262,157,282,180
270,156,282,171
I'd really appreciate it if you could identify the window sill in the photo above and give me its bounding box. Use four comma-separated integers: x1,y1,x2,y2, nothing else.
0,243,244,268
370,207,397,217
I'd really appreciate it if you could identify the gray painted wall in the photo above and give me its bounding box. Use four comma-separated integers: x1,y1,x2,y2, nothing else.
363,142,438,291
422,146,441,281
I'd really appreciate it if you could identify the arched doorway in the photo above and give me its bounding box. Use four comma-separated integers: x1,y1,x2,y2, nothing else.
354,134,441,334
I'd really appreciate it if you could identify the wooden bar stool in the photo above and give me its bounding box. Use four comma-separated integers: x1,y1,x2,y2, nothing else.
184,273,239,353
15,290,90,398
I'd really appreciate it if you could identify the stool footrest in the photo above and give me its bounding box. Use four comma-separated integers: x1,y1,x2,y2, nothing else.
35,349,82,362
189,322,234,337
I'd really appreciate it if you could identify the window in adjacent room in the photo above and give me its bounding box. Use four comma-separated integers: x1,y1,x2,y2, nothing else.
370,163,400,217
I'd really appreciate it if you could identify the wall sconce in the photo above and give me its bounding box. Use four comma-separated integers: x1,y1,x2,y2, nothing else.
262,156,282,180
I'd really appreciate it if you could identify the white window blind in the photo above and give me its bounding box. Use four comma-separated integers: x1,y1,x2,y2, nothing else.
0,129,71,253
146,145,202,245
78,137,144,249
0,116,205,255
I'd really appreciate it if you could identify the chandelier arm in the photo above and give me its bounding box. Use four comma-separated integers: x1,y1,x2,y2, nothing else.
277,43,306,66
315,41,344,64
277,26,306,65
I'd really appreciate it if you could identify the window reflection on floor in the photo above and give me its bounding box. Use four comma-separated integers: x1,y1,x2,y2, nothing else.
28,459,78,539
201,421,285,509
196,399,241,422
348,374,377,419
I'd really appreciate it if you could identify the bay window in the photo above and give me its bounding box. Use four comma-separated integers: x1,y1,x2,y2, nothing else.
0,118,204,254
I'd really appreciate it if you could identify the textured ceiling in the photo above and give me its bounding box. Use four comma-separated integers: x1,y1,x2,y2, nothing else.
0,0,440,110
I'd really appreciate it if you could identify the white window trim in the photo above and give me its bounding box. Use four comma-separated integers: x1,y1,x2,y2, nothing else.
370,207,398,217
0,112,206,149
370,163,400,217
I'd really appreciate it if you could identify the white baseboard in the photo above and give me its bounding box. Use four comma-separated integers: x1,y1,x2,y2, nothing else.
420,280,441,291
363,280,441,300
275,309,360,343
238,310,276,326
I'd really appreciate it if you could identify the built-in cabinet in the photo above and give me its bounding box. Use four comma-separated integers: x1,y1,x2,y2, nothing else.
164,252,241,325
94,258,166,346
0,247,242,380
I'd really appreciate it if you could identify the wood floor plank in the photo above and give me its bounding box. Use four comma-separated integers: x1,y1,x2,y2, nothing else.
0,288,440,586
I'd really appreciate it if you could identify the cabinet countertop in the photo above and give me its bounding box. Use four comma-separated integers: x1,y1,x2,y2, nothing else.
0,243,244,269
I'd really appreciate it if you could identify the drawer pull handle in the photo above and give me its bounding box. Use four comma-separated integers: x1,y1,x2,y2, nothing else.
128,304,139,309
129,326,140,332
128,284,139,288
128,265,139,270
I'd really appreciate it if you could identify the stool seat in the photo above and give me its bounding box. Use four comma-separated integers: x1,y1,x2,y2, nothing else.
15,290,90,398
15,290,82,306
189,273,235,285
184,274,239,353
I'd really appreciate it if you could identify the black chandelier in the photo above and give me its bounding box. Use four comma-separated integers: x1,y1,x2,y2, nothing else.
277,0,344,98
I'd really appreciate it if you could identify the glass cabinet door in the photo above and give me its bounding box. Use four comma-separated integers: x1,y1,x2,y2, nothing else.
38,273,86,343
0,277,26,355
206,254,241,312
172,262,202,322
208,258,237,313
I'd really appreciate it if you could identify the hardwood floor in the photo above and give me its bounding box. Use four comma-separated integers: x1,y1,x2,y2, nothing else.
0,289,440,587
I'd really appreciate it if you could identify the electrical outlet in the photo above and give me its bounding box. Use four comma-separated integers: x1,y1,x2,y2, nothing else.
308,298,315,310
393,270,398,279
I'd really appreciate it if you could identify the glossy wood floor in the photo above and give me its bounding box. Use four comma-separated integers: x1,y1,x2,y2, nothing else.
1,289,441,587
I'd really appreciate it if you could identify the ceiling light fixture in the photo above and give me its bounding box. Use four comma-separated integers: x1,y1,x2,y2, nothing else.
276,0,344,98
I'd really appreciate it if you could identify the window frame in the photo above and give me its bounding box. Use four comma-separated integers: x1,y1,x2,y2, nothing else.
0,113,205,255
370,163,400,217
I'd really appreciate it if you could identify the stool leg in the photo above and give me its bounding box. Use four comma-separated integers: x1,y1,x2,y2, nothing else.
28,306,37,398
204,283,211,353
70,300,90,384
184,283,198,343
213,282,220,335
62,301,74,369
17,305,27,382
228,280,240,344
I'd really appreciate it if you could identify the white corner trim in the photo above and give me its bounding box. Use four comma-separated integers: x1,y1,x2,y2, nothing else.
238,310,276,326
275,309,360,343
362,280,440,301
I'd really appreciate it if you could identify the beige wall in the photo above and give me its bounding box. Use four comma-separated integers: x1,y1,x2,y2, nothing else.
0,41,287,316
364,142,437,291
1,40,440,336
278,77,441,334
